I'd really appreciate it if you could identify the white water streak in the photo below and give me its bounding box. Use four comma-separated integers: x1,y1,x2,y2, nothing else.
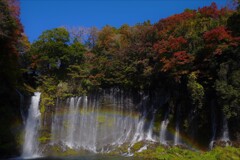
22,92,41,158
160,119,169,145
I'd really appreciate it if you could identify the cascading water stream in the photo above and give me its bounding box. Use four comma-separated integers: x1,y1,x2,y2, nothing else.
130,95,149,145
66,97,81,148
160,112,169,145
131,115,146,144
23,90,228,157
146,110,156,141
209,103,216,149
174,125,180,146
221,115,231,146
174,106,181,146
22,92,41,158
49,93,141,153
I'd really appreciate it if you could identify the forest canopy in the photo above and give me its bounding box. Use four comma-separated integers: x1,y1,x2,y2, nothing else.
0,0,240,157
20,2,240,121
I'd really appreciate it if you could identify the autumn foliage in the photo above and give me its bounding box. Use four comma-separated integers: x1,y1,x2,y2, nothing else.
203,26,239,55
0,2,239,155
11,2,240,140
0,0,23,87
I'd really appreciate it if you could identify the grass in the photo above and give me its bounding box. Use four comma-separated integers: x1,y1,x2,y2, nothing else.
134,146,240,160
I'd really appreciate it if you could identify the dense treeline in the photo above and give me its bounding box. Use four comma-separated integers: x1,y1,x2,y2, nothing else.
0,0,240,157
0,0,27,157
0,0,23,93
24,2,240,142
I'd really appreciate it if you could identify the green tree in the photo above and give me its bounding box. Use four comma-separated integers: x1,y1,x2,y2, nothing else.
0,0,25,156
187,72,205,109
29,28,70,79
0,0,23,90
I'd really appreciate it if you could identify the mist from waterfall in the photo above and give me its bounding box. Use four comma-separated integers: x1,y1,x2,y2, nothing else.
160,111,169,145
22,92,41,158
131,95,151,145
174,106,181,146
221,115,230,143
21,89,233,157
131,115,146,144
209,103,217,149
50,91,144,152
146,113,156,142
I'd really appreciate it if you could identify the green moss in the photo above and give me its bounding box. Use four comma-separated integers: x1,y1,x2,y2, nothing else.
40,105,45,114
47,145,89,157
97,115,106,123
135,146,159,159
131,141,144,152
134,146,240,160
107,119,114,127
38,91,56,114
23,83,36,93
203,147,240,160
38,136,51,143
63,120,69,129
16,130,25,146
117,144,129,154
61,148,79,156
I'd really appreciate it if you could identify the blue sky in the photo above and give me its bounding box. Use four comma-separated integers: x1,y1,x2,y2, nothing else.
20,0,227,42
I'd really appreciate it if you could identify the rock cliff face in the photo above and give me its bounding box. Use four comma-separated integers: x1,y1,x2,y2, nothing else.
21,88,239,157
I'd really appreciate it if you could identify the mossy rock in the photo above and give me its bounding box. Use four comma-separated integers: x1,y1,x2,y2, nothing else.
134,145,240,160
97,115,106,123
131,141,145,152
112,143,129,154
61,148,80,156
38,136,51,143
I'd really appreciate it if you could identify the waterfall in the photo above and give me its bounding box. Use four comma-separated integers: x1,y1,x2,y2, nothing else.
174,106,180,146
137,145,148,152
160,112,169,145
24,90,221,156
66,97,81,148
131,95,149,145
50,92,140,152
131,115,146,144
146,110,156,141
174,126,180,146
209,103,216,149
22,92,41,158
221,115,230,143
75,96,98,152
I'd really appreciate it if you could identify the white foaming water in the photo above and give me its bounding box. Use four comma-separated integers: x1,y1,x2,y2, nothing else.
209,104,216,149
160,118,169,145
130,95,150,145
137,145,148,152
50,93,141,152
66,97,81,148
174,125,180,146
221,116,230,142
131,116,145,144
26,90,208,156
209,141,215,150
146,114,156,142
174,106,180,146
22,92,41,158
